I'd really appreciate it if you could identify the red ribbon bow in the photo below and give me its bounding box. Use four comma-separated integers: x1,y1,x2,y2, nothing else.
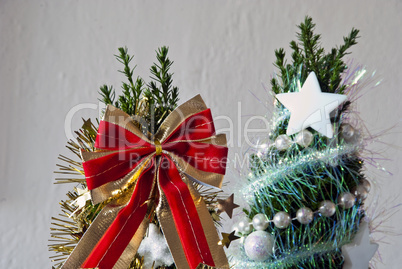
62,95,229,269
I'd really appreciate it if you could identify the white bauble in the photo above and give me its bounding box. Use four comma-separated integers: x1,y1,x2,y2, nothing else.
296,207,314,224
273,211,291,229
252,213,269,231
237,216,253,235
295,130,314,147
338,192,356,209
244,230,275,261
275,134,292,151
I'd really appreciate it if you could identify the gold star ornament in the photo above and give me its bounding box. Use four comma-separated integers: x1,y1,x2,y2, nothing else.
216,193,239,219
219,231,240,248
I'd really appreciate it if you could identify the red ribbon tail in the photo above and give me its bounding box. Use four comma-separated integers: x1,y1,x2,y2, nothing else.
158,155,215,269
81,162,155,269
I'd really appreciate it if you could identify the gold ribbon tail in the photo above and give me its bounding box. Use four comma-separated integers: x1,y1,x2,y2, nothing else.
156,174,229,269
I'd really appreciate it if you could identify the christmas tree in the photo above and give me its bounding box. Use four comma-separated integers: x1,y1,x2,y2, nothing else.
49,47,229,269
229,17,379,268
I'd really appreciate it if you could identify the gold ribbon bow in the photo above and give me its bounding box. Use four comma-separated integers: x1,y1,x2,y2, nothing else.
62,95,229,269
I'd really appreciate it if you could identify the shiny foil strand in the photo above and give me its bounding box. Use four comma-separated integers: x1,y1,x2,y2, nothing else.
242,143,359,204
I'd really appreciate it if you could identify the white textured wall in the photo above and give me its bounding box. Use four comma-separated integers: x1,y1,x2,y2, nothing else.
0,1,401,268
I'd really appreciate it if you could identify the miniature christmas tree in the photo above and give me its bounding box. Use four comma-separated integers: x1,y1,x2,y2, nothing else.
49,47,229,269
229,17,378,268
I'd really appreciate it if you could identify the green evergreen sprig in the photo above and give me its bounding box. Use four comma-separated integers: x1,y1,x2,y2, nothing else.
99,46,179,135
145,47,180,135
271,16,359,94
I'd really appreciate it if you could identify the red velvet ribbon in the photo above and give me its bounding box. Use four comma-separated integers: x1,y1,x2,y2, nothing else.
81,108,228,269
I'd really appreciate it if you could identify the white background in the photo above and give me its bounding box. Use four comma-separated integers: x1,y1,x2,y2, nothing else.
0,1,401,268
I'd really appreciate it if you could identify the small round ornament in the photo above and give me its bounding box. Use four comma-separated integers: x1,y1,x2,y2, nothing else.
352,184,368,201
244,230,275,261
296,207,314,224
252,213,269,231
273,211,291,229
338,192,356,209
275,134,293,151
237,216,253,235
360,178,371,192
295,130,314,148
318,200,336,217
341,123,359,143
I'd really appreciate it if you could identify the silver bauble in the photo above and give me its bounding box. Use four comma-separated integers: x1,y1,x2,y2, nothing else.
275,134,292,151
238,216,253,235
360,179,371,192
341,123,355,138
273,211,291,229
244,230,275,261
252,213,269,231
318,200,336,217
338,192,356,209
341,123,359,143
353,184,368,201
295,130,314,148
296,207,314,224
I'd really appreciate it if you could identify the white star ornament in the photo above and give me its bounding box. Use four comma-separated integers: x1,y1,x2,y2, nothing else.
276,72,347,138
342,221,379,269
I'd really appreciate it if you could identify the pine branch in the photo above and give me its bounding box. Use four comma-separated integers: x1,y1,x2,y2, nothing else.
146,46,179,133
271,16,359,95
116,47,135,87
97,46,179,135
272,48,287,94
98,85,116,107
114,47,146,115
297,16,323,74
